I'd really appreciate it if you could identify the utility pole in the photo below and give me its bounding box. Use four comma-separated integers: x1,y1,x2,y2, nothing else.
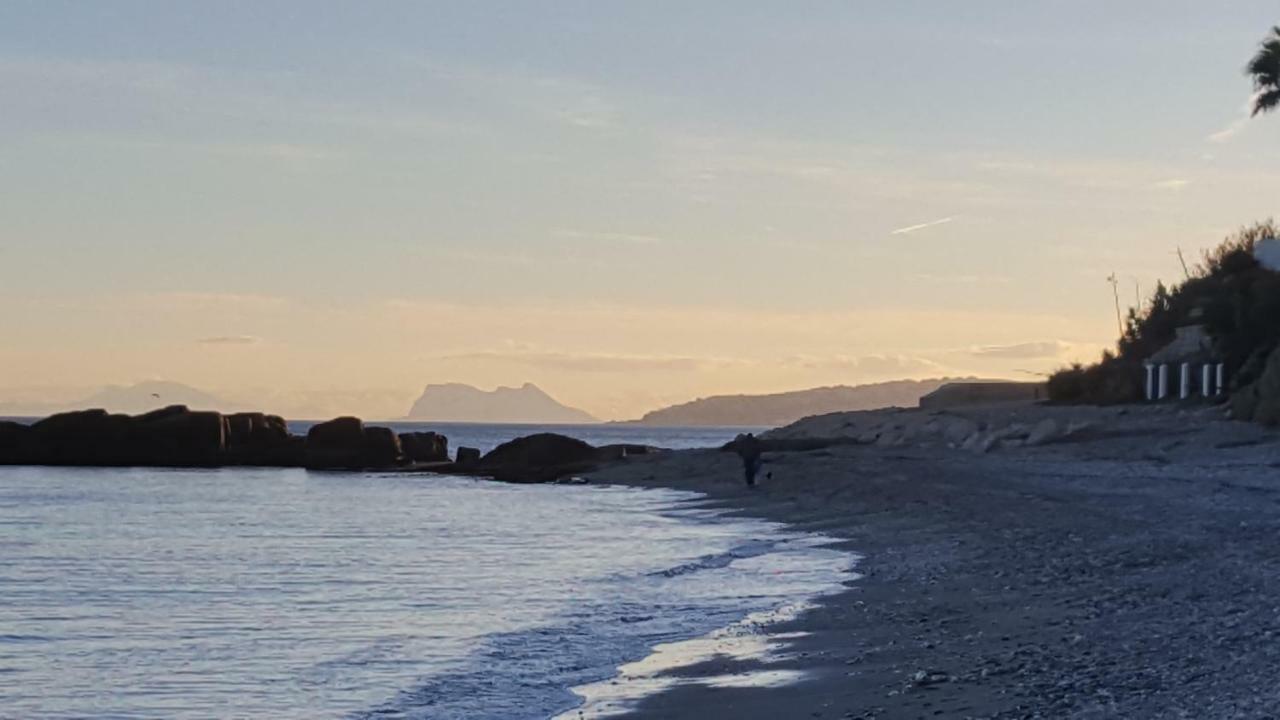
1107,273,1124,339
1176,247,1191,280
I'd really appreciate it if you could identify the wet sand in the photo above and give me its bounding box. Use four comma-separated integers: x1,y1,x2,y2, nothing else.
586,406,1280,718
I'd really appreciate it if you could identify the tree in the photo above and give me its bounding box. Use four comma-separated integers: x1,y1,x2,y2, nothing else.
1247,26,1280,115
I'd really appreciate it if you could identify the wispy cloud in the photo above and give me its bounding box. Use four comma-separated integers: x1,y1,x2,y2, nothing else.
890,216,954,236
1208,118,1249,144
552,229,665,245
1207,98,1257,144
197,335,259,345
438,350,712,373
781,353,950,376
969,340,1072,359
1151,178,1191,190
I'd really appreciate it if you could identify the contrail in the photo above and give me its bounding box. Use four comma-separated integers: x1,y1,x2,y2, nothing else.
890,216,954,236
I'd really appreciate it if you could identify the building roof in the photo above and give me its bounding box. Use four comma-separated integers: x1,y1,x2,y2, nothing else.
1147,324,1214,364
918,381,1046,410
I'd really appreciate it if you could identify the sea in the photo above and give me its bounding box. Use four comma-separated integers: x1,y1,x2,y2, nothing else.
0,423,856,719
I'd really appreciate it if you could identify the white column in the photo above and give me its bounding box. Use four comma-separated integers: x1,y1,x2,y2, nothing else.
1158,364,1169,399
1202,364,1212,398
1144,364,1155,401
1216,363,1226,396
1179,363,1191,400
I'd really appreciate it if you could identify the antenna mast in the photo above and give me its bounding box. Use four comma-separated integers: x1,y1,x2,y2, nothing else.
1106,273,1124,339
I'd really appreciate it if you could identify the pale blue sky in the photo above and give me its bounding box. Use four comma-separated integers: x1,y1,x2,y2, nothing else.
3,2,1279,418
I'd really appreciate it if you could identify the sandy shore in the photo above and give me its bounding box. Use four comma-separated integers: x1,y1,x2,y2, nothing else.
585,404,1280,719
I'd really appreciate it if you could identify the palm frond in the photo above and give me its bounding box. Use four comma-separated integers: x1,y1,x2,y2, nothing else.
1253,88,1280,116
1247,27,1280,115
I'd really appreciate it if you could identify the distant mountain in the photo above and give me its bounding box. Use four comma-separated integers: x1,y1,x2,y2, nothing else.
78,381,229,414
405,383,597,424
0,381,230,418
626,379,975,427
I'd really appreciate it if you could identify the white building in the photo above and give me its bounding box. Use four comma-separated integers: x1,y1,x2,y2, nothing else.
1143,324,1225,401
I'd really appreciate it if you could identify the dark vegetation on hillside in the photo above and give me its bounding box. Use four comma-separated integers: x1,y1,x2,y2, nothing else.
1048,222,1280,404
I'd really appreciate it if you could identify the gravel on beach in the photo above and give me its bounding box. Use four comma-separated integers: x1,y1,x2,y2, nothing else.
587,405,1280,719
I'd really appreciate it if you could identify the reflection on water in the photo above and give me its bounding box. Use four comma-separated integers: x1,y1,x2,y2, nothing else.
0,465,854,720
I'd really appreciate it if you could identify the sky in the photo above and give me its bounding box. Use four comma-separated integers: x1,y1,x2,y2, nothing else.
3,2,1280,420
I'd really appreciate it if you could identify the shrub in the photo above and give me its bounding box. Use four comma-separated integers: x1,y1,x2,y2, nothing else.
1048,221,1280,403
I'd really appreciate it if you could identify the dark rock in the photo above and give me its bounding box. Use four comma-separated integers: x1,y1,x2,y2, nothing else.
455,446,481,465
307,416,364,446
132,407,226,466
1233,347,1280,425
305,417,403,469
362,426,403,468
27,408,142,464
478,433,599,482
399,431,449,463
20,406,224,466
225,412,289,448
0,421,32,463
222,412,294,465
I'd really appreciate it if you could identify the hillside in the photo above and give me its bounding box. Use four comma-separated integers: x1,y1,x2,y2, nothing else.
0,381,230,417
405,383,597,424
627,379,978,427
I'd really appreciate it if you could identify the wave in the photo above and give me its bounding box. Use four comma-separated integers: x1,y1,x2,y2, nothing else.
647,538,778,578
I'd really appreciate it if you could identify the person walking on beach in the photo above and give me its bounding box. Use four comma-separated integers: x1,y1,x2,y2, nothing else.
733,433,763,487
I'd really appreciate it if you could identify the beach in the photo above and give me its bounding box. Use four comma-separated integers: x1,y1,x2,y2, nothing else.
588,404,1280,718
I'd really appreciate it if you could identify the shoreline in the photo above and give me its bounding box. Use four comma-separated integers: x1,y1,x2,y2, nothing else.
582,405,1280,718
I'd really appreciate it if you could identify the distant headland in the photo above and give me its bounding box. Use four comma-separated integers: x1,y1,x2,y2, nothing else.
404,383,597,424
622,378,997,427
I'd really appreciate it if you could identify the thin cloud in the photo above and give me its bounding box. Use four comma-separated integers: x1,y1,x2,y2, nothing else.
1152,179,1191,190
782,353,950,376
552,229,665,245
438,350,711,373
970,340,1072,359
890,217,954,236
197,335,259,345
1208,119,1248,144
1207,97,1257,144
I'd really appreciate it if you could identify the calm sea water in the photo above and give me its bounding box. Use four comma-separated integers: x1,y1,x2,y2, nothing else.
283,421,768,455
0,425,851,719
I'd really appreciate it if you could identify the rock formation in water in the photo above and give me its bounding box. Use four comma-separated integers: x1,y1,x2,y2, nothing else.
0,406,405,470
305,416,403,470
405,383,596,424
399,432,450,463
0,409,658,482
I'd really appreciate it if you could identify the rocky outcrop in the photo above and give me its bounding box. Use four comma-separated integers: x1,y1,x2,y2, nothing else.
766,405,1107,455
0,421,30,455
455,446,481,465
5,406,226,466
0,407,436,470
221,412,299,466
304,417,403,470
0,408,658,480
399,432,449,463
1232,347,1280,426
477,433,600,482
